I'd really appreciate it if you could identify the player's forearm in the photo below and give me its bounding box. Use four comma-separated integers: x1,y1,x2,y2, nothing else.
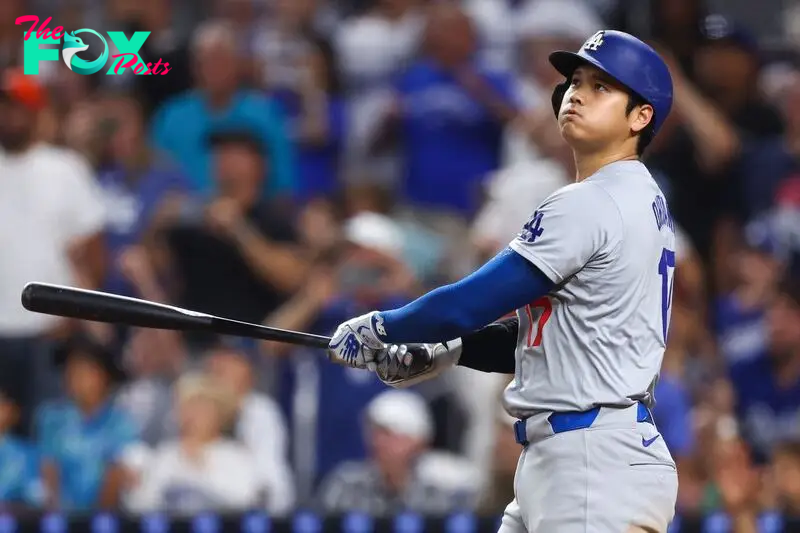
378,248,553,343
456,317,518,373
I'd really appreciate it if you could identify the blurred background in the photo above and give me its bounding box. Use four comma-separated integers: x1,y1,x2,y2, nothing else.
0,0,799,531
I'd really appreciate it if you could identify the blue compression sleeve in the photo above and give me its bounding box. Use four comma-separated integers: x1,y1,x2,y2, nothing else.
378,248,555,343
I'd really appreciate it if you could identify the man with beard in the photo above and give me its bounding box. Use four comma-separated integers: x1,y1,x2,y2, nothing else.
0,69,106,437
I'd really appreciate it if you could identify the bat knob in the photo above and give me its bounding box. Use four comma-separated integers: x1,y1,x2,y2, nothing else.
20,282,39,311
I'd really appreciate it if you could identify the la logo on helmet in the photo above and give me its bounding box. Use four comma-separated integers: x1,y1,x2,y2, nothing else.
583,31,606,52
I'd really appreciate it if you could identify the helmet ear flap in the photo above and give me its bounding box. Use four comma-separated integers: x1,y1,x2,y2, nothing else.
551,80,570,119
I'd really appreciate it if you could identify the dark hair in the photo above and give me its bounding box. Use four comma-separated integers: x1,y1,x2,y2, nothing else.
625,93,656,156
208,130,267,162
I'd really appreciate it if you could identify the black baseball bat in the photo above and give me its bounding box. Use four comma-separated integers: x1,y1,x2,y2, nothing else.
20,282,331,349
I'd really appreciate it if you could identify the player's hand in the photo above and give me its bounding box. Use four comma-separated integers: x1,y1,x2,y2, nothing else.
374,340,462,388
327,312,387,370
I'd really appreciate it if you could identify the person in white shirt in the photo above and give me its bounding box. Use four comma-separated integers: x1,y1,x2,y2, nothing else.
317,389,479,515
204,339,296,515
334,0,425,181
0,70,107,437
125,372,262,514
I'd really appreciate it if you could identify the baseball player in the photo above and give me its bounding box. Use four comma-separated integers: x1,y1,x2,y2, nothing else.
328,30,678,533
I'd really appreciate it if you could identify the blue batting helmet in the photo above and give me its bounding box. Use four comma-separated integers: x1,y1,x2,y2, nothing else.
549,30,674,135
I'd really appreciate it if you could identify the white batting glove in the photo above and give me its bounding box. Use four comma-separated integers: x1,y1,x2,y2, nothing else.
327,312,387,370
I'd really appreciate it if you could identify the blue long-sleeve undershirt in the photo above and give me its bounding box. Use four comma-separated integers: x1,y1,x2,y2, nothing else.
378,247,555,343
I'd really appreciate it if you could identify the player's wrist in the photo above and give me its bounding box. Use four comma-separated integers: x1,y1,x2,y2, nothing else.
437,337,463,363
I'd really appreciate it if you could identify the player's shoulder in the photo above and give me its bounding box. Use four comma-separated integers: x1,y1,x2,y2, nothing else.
540,180,619,216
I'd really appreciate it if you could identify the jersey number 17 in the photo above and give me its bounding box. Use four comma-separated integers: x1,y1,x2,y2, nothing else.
658,248,676,343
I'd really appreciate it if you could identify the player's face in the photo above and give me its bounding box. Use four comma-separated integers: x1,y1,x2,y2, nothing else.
557,66,653,153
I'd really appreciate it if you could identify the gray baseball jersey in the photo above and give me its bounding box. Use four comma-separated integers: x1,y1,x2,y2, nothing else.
503,160,677,418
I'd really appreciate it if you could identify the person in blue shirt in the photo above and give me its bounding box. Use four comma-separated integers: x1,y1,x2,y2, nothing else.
713,217,788,366
377,3,518,218
735,69,799,221
35,333,139,511
0,384,42,510
150,20,295,199
95,92,191,298
729,278,800,464
269,36,347,204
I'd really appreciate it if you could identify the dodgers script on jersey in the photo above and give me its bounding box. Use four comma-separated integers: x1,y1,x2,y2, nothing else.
504,160,676,418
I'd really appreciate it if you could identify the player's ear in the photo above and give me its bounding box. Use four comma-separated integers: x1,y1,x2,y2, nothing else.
629,103,654,135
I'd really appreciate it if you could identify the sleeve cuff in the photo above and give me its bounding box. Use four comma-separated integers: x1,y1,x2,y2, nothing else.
508,241,563,284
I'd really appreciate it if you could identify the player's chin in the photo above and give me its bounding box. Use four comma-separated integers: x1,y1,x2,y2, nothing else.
558,119,587,143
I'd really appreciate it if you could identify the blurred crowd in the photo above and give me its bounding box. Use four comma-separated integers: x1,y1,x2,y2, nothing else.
0,0,799,526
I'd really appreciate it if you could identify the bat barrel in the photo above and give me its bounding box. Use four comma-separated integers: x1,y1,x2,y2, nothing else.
20,282,332,350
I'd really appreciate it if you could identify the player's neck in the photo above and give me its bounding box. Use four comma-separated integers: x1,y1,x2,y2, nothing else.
573,150,639,182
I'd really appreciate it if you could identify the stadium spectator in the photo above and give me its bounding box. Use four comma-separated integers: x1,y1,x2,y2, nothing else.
263,211,415,498
116,327,183,447
150,20,295,199
126,372,261,513
153,130,308,351
389,3,517,219
335,0,424,178
266,36,347,203
130,0,193,115
643,40,742,280
36,333,138,511
707,430,762,527
317,389,478,515
253,0,337,92
0,381,43,510
695,15,784,137
729,278,800,463
0,70,107,436
203,339,296,515
94,92,190,300
736,64,800,222
644,0,709,77
713,218,787,366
